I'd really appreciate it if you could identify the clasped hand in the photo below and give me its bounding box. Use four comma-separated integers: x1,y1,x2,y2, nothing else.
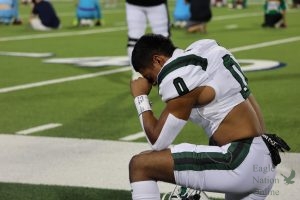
130,77,152,97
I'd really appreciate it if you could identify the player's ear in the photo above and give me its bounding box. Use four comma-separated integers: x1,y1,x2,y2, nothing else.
152,55,163,66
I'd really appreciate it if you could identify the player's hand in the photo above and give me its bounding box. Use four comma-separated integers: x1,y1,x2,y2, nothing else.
130,77,152,97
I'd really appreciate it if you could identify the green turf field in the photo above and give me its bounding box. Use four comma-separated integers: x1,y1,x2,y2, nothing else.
0,0,299,199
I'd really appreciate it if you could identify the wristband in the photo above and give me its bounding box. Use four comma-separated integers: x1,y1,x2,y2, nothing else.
134,95,152,116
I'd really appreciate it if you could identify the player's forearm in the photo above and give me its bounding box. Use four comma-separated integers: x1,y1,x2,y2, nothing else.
141,111,187,151
133,94,160,144
141,111,161,145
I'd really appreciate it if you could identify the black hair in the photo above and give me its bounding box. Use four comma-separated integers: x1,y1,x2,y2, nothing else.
131,34,176,72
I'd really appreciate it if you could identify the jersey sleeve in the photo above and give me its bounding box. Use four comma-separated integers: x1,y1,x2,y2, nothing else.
158,54,209,102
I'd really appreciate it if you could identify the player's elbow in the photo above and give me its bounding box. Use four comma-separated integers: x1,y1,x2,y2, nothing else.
151,140,169,151
151,144,162,151
144,128,160,145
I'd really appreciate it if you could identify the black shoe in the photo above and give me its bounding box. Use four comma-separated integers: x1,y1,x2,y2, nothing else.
95,20,101,26
12,19,22,25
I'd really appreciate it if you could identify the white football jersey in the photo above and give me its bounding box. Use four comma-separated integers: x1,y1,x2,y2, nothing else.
158,39,250,137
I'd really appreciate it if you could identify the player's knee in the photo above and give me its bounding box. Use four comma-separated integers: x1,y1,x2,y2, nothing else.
129,153,143,173
129,153,148,182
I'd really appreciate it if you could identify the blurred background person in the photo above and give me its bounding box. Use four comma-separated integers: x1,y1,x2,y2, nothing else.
228,0,247,9
0,0,22,25
291,0,300,8
262,0,287,28
74,0,102,27
211,0,227,7
186,0,212,33
125,0,170,80
173,0,190,28
29,0,60,31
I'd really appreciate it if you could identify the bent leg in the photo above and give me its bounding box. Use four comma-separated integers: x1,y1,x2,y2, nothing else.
30,18,52,31
0,10,14,24
129,149,175,183
129,149,175,200
147,4,170,38
125,3,147,79
172,138,275,199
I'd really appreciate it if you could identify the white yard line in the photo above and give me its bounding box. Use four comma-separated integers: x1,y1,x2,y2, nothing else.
0,67,131,94
16,123,62,135
119,131,145,141
229,36,300,53
0,51,54,58
1,36,299,95
0,27,127,42
0,134,299,199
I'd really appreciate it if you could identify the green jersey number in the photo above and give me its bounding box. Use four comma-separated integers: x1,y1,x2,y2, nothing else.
173,77,189,96
173,54,250,98
172,55,208,96
222,54,250,99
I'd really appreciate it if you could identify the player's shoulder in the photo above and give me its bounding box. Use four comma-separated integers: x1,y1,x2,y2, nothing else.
158,49,210,102
185,39,219,51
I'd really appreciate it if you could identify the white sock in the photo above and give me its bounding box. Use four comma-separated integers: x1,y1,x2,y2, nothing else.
131,180,160,200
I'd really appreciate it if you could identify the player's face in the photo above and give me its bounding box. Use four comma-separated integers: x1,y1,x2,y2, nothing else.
140,67,158,86
140,54,167,86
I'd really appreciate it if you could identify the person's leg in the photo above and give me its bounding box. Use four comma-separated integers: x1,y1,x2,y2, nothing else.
223,137,276,200
186,20,206,33
172,138,275,199
126,3,147,79
173,0,190,27
12,0,20,20
147,3,170,38
129,149,175,183
76,9,94,26
130,142,251,200
243,0,247,8
131,181,160,200
76,8,82,25
95,0,102,20
129,137,275,200
264,14,282,28
262,14,268,27
264,14,274,27
11,0,22,24
274,14,285,28
30,18,52,31
129,149,175,200
0,10,10,24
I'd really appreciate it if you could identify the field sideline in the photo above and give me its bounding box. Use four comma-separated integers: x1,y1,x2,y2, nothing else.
0,134,299,200
0,1,300,199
